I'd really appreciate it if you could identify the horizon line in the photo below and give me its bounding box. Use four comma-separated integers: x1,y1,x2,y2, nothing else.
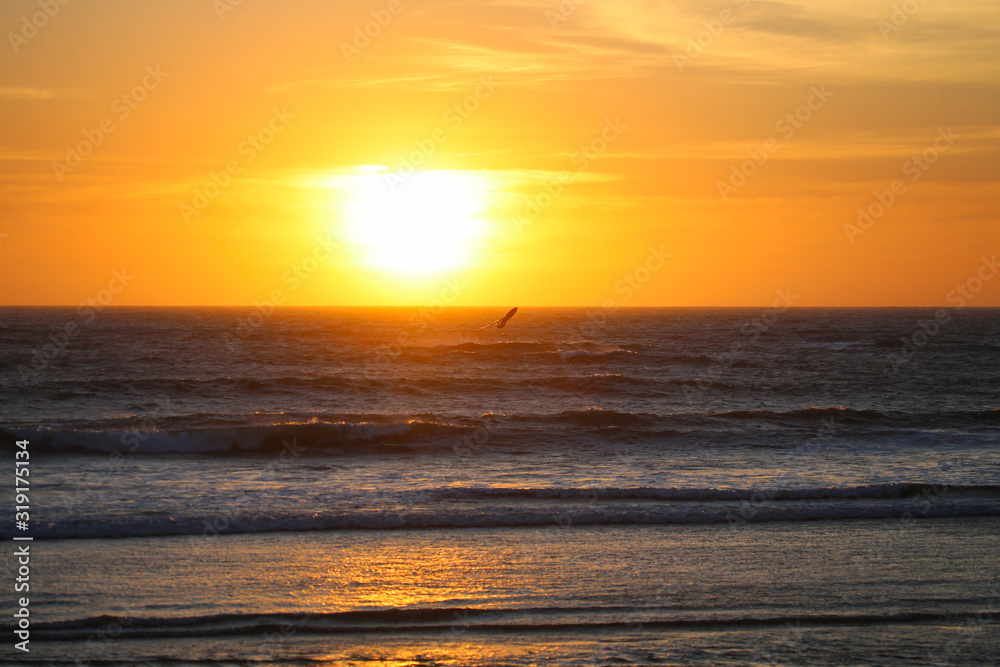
2,304,999,309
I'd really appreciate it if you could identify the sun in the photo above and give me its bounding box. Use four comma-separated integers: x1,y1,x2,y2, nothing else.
342,169,491,274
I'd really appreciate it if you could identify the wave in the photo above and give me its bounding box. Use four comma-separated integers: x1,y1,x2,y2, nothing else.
430,482,1000,502
440,340,557,353
9,485,998,540
547,348,636,362
17,372,748,404
26,607,984,641
493,405,1000,432
427,340,636,352
15,374,374,400
717,406,887,423
715,406,1000,427
2,419,478,455
6,403,1000,455
399,340,643,362
547,407,651,427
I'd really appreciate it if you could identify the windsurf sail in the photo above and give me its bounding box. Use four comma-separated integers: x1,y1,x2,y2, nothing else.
480,307,518,329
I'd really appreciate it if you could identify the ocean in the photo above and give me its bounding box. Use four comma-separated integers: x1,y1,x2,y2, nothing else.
1,306,998,665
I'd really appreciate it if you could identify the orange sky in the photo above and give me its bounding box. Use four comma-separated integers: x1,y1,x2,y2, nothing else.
2,0,998,306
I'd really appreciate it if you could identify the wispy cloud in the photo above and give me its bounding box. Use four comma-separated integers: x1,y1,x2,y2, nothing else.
0,87,81,100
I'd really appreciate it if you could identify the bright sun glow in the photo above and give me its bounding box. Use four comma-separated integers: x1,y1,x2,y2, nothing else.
342,169,491,274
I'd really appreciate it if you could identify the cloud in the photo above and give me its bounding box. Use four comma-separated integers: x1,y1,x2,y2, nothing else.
0,87,80,100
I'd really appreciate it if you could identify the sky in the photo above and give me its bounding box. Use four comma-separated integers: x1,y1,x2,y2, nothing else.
1,0,998,306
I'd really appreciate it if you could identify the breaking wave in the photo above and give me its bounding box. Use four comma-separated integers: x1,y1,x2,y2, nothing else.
8,483,998,540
